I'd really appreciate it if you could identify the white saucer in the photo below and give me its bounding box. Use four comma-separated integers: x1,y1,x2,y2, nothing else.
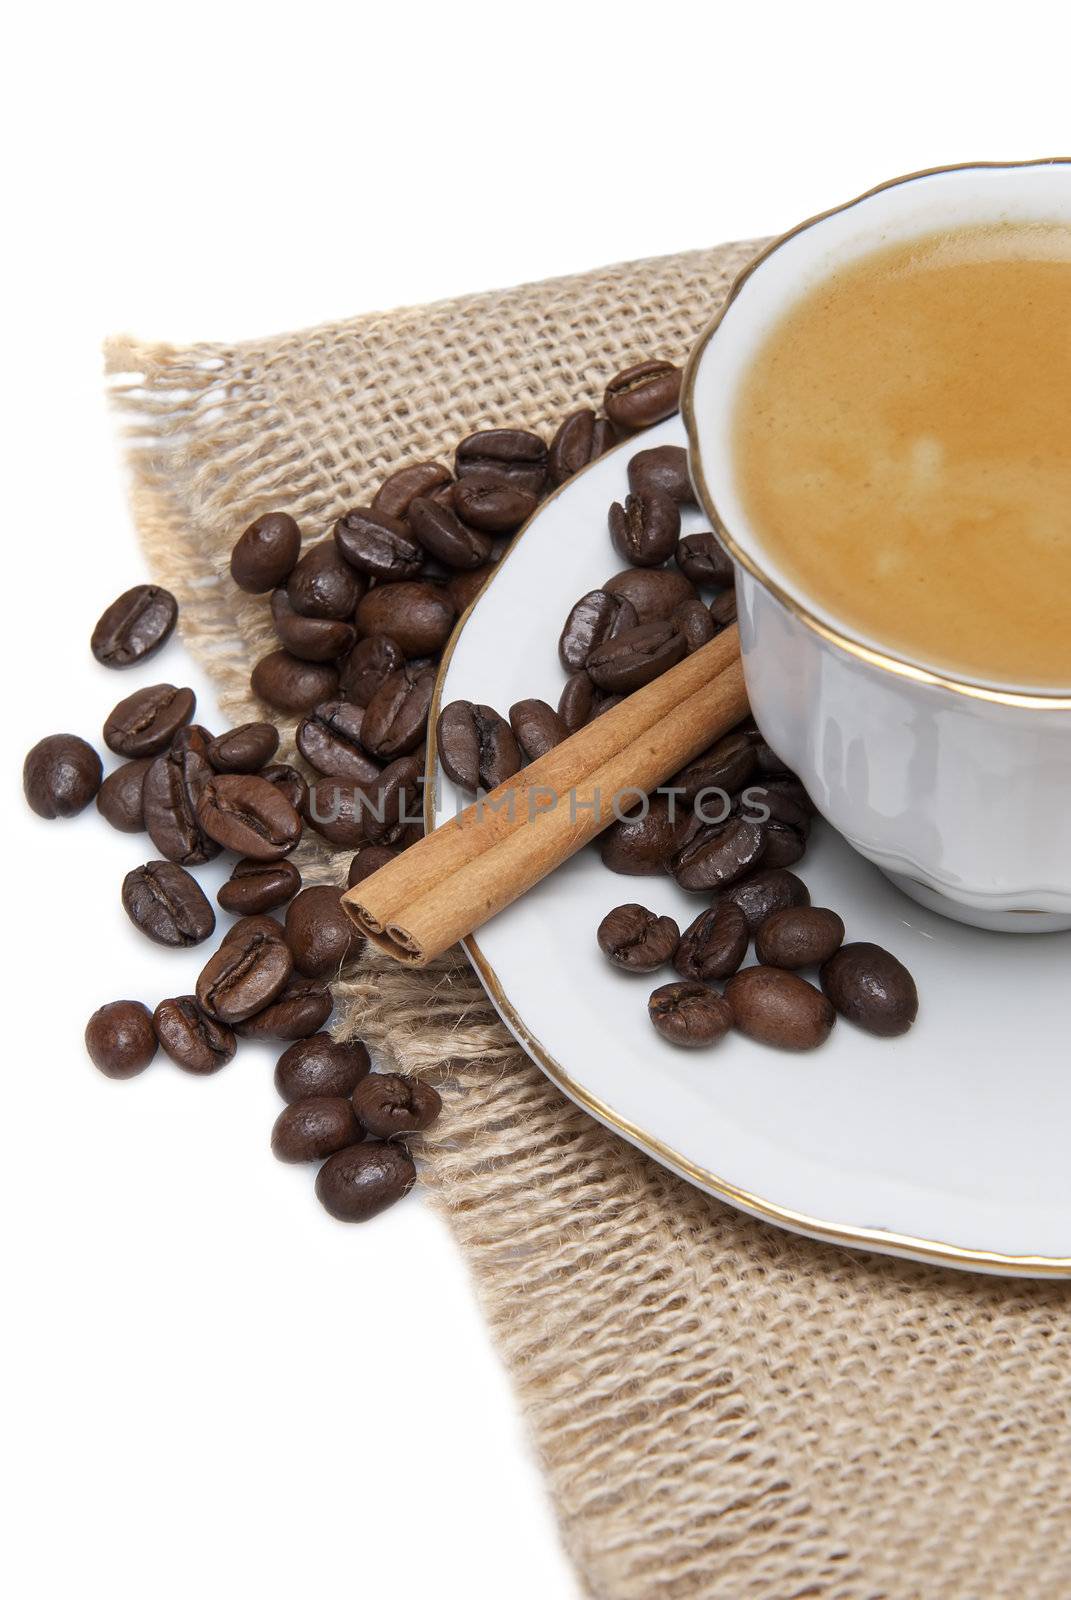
429,417,1071,1277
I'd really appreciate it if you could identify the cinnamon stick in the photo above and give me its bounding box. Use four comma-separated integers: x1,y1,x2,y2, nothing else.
343,625,748,965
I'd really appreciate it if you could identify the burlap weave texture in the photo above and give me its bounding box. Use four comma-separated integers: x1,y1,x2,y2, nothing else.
107,241,1070,1600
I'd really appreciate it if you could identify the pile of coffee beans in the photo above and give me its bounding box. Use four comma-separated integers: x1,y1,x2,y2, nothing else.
26,360,690,1219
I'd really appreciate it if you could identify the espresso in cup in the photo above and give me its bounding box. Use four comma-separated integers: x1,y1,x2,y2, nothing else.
732,221,1071,690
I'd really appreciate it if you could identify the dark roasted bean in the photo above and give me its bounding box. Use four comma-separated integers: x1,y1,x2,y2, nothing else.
602,566,696,623
820,942,919,1036
756,818,807,871
333,506,424,582
597,903,680,972
673,597,716,653
352,1073,442,1138
756,906,845,969
251,650,340,713
604,360,682,430
303,780,369,847
671,816,767,891
171,724,214,757
347,845,398,886
316,1140,416,1222
338,634,406,706
721,867,810,933
437,701,521,792
451,474,536,533
230,511,302,593
361,756,425,846
709,589,738,628
91,584,178,668
676,532,735,588
284,885,363,978
355,583,456,658
408,496,493,570
217,858,301,916
360,663,436,760
586,620,686,693
558,670,597,732
608,489,680,567
672,732,757,805
648,981,733,1047
103,683,196,758
220,913,286,947
599,793,689,875
143,748,220,865
96,757,152,833
296,701,380,783
509,698,568,762
206,722,279,774
371,461,453,521
548,408,616,485
269,588,356,662
274,1032,371,1103
272,1098,362,1163
627,445,694,505
446,565,495,612
85,1000,158,1079
286,539,365,619
455,429,547,497
558,589,638,671
122,860,215,947
235,978,333,1041
725,966,835,1050
196,773,302,859
153,995,238,1074
260,763,309,814
196,922,293,1024
23,734,102,818
674,901,750,981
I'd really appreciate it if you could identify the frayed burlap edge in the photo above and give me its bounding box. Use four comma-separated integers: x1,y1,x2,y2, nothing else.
106,244,1071,1600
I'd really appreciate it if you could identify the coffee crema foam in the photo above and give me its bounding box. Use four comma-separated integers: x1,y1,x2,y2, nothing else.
732,222,1071,690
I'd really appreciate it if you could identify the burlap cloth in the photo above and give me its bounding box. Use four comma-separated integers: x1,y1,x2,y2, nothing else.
107,241,1070,1600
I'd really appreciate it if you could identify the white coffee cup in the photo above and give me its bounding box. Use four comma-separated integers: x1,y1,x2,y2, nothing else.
684,160,1071,932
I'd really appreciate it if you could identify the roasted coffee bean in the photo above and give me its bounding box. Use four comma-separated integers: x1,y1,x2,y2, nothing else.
604,359,682,430
648,981,733,1047
371,461,453,521
196,921,293,1024
558,588,639,672
709,589,738,628
547,407,615,485
171,723,214,757
251,650,340,713
230,511,302,593
755,906,844,969
221,913,286,947
455,429,547,497
286,538,365,619
725,966,835,1050
608,489,681,567
153,995,238,1074
721,867,810,933
23,733,102,818
303,780,369,847
674,902,749,981
352,1073,442,1138
597,903,680,972
362,755,425,846
269,587,356,662
338,634,406,706
820,942,919,1037
91,584,178,668
437,701,521,792
673,597,716,653
85,1000,158,1079
316,1140,416,1222
296,701,380,783
206,722,279,774
676,532,734,588
587,620,686,693
235,977,332,1041
260,763,309,814
627,445,694,505
756,818,807,871
96,757,152,833
558,670,597,732
407,496,493,570
602,566,696,623
355,582,456,658
590,693,624,719
446,565,494,613
672,731,757,806
196,773,302,859
671,816,767,891
360,663,436,760
347,844,398,886
275,1032,371,1103
599,792,689,875
103,683,196,758
451,474,536,533
122,860,215,947
284,885,363,978
509,698,568,762
333,506,424,582
272,1097,362,1163
217,858,301,916
143,747,220,865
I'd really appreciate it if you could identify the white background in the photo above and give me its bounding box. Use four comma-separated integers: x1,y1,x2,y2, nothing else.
4,6,1068,1596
